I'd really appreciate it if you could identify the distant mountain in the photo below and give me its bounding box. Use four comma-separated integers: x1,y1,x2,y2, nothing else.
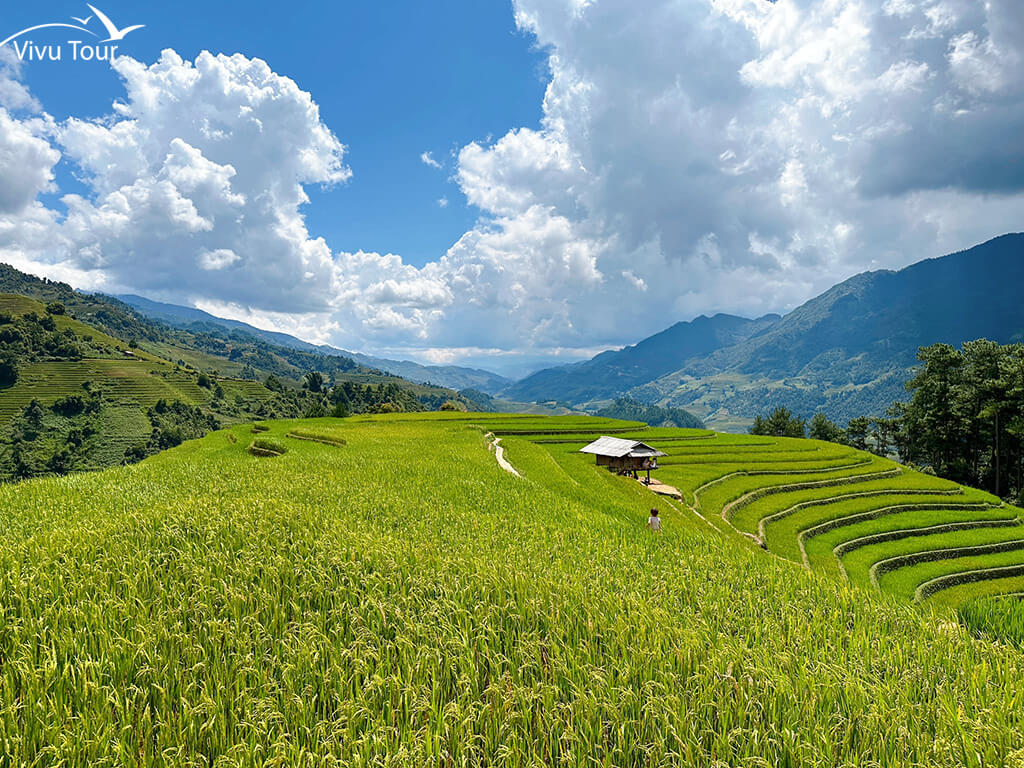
512,234,1024,431
118,294,511,395
502,312,780,404
636,233,1024,428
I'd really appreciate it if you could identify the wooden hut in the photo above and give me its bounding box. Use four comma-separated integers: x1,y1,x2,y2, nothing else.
580,436,666,479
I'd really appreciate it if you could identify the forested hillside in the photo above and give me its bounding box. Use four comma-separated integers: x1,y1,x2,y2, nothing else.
0,265,473,481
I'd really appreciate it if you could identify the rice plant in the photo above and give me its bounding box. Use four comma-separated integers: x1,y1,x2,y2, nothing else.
0,414,1020,765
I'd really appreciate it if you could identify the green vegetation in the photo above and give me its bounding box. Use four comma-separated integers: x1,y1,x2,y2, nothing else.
0,413,1022,764
894,340,1024,502
248,436,287,456
749,405,806,437
0,265,486,482
959,595,1024,648
286,427,347,446
593,396,703,428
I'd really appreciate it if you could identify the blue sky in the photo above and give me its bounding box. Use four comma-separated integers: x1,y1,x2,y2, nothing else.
7,0,548,268
1,1,1022,377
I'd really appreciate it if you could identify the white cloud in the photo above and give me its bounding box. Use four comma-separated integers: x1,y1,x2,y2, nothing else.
2,3,1024,370
437,196,449,208
33,49,349,314
0,47,39,111
0,109,59,214
199,248,241,270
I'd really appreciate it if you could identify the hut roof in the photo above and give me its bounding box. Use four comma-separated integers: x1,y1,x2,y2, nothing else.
579,436,666,458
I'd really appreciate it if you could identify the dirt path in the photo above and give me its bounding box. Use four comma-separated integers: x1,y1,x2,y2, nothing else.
485,433,521,477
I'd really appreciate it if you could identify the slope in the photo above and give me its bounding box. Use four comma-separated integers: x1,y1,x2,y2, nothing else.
0,412,1020,765
0,264,475,480
502,312,780,404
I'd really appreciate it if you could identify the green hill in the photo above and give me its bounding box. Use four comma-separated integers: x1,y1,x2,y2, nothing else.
0,265,479,481
1,412,1022,764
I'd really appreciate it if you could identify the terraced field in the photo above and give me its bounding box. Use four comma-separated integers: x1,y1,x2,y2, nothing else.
0,359,266,426
475,416,1024,613
1,412,1023,763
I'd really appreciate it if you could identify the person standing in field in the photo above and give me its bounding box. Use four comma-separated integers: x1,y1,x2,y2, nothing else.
647,508,661,532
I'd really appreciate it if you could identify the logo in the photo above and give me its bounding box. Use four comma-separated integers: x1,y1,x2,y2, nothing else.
0,4,145,62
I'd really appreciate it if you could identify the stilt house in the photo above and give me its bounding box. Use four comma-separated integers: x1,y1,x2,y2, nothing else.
579,436,666,474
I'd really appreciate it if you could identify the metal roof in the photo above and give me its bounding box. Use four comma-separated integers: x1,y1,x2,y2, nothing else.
579,436,667,458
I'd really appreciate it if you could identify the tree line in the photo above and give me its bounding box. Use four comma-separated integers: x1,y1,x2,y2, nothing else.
751,339,1024,503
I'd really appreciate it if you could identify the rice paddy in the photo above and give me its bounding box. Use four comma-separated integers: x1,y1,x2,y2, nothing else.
494,417,1024,629
0,412,1022,764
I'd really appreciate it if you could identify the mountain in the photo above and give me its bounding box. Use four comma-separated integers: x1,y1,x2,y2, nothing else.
513,233,1024,430
501,312,780,404
117,294,511,395
640,233,1024,428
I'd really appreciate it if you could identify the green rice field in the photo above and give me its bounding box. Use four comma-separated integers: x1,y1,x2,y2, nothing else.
0,412,1022,764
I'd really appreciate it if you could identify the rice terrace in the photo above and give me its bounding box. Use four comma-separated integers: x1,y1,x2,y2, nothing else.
1,410,1023,765
4,0,1024,763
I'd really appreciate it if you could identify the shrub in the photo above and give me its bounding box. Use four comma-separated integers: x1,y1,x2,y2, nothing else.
52,394,87,416
0,353,18,387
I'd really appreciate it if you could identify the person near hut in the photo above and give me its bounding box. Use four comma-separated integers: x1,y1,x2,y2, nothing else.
641,457,653,484
646,508,661,532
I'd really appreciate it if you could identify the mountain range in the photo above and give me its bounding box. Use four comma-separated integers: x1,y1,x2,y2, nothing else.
508,233,1024,430
119,233,1024,431
117,294,512,395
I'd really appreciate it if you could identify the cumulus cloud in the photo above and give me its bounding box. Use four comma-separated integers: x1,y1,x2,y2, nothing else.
443,0,1024,346
15,49,350,313
2,2,1024,368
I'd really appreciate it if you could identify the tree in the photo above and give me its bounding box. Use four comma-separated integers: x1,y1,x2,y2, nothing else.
869,417,900,458
303,371,325,393
750,407,806,438
45,302,66,315
304,400,327,418
0,352,18,387
809,412,844,443
901,344,967,480
844,416,871,451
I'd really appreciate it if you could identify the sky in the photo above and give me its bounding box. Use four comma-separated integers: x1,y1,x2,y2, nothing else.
0,0,1022,378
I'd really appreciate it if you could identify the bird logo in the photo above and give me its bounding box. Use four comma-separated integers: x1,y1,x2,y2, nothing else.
86,5,144,42
0,4,144,49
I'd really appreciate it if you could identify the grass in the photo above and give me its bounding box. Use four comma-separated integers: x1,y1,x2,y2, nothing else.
0,414,1023,764
958,595,1024,648
876,548,1024,601
0,360,209,423
848,525,1024,587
